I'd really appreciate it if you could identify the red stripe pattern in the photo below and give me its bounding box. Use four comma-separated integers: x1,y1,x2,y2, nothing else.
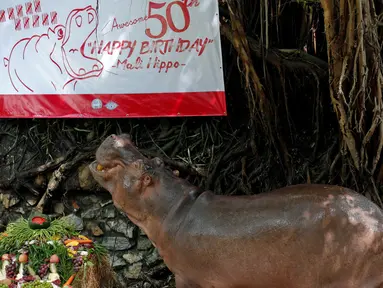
7,7,15,20
34,0,41,13
14,18,21,31
0,92,227,118
16,5,23,18
0,10,6,22
25,2,33,15
23,16,30,29
32,14,39,27
50,11,57,24
41,13,48,26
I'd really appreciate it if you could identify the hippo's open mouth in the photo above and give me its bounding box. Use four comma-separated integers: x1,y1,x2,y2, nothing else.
89,134,147,177
61,6,103,79
89,159,125,176
90,161,108,173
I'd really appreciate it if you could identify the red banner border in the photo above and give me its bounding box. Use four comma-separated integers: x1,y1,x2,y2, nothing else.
0,91,227,118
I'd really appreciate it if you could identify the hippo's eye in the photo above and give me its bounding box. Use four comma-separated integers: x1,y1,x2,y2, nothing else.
57,28,63,40
75,15,83,27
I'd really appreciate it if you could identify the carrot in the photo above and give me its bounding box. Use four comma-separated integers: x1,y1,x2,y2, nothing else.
63,273,76,287
64,239,93,245
78,235,90,241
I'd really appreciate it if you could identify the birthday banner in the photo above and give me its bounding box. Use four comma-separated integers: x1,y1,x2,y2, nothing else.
0,0,226,118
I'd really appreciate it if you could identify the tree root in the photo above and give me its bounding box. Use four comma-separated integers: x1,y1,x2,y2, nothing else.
321,0,383,196
35,151,93,212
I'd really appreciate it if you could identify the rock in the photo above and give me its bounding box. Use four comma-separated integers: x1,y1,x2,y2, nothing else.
78,165,96,190
101,200,113,207
34,174,46,187
14,207,25,215
80,195,100,206
47,213,60,220
139,228,146,236
147,263,171,279
86,131,95,142
106,219,136,238
145,249,162,267
109,256,126,269
92,227,103,236
0,193,19,209
102,205,116,219
123,251,144,264
137,236,153,251
81,207,100,219
101,222,112,233
102,237,134,251
6,213,22,223
53,203,65,214
123,263,142,279
86,222,104,236
116,273,126,287
62,214,84,231
125,282,145,288
25,196,38,207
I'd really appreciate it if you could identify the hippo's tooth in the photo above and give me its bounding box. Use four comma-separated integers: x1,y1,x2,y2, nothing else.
88,12,94,24
79,68,86,75
93,64,99,71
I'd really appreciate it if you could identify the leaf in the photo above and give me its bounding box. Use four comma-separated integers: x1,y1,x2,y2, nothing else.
86,261,94,267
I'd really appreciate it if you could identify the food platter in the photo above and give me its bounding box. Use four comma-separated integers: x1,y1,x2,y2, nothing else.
0,213,117,288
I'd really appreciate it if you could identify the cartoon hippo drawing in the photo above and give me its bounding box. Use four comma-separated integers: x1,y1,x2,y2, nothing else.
3,6,103,93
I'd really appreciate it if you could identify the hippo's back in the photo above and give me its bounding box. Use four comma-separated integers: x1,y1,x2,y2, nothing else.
182,184,383,238
173,184,383,287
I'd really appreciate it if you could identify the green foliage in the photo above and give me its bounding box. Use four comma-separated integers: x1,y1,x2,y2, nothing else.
88,242,108,263
28,242,73,282
0,216,110,285
0,217,77,253
21,281,53,287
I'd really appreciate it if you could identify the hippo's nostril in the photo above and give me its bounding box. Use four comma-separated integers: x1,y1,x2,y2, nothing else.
110,134,118,141
75,15,82,27
111,134,123,143
57,28,64,40
88,12,95,24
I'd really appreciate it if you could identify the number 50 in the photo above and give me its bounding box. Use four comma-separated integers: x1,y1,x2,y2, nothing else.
145,1,191,39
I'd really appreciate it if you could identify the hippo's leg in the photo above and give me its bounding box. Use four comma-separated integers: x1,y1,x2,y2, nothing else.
175,275,201,288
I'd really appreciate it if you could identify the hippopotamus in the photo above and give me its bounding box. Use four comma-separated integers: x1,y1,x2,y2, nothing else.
3,6,103,93
89,134,383,288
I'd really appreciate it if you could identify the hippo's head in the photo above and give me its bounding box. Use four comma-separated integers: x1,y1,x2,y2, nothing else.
61,6,103,79
89,134,172,223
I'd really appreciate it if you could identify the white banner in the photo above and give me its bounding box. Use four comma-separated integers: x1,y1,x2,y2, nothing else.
0,0,225,95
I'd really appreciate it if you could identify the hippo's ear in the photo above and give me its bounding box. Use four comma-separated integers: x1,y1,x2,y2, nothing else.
142,174,152,187
151,157,164,168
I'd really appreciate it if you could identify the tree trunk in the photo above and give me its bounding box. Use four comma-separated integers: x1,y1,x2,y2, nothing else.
321,0,383,199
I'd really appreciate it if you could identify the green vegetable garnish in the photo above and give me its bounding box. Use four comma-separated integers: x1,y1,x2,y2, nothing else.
22,281,54,288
